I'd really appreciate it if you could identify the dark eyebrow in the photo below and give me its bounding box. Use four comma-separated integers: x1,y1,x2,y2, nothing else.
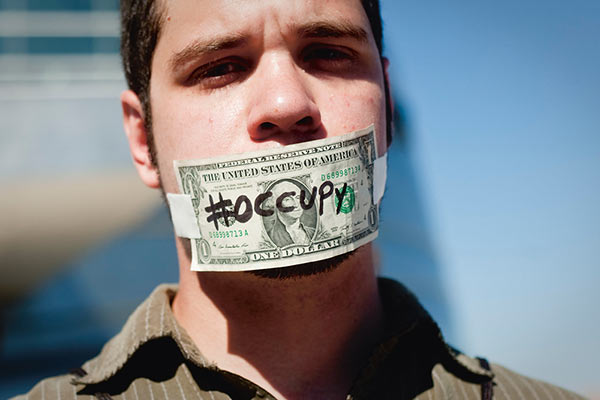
296,20,368,43
169,34,247,72
168,21,367,73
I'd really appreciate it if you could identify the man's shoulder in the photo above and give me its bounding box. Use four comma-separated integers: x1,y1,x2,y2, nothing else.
487,362,586,400
10,373,85,400
422,357,587,400
378,278,587,399
11,284,182,400
14,362,587,400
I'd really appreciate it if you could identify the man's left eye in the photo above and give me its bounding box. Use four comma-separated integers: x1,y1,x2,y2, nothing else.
302,45,356,71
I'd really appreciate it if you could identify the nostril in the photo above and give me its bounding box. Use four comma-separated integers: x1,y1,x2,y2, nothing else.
259,122,277,131
296,116,313,127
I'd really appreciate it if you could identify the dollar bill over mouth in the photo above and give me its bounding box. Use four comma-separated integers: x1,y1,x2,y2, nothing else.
170,125,385,272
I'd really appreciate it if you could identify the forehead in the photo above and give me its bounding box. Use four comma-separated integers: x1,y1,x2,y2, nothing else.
157,0,371,49
273,181,300,194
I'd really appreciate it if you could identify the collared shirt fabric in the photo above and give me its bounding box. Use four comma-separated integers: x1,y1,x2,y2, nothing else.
13,279,586,400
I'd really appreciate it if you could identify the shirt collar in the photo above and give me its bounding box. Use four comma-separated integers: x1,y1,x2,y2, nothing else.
74,284,210,385
378,278,494,379
73,279,493,387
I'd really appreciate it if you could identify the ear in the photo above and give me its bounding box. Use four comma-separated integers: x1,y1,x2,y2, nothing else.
382,57,394,149
121,90,160,189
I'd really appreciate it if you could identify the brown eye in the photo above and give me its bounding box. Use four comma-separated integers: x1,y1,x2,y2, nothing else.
204,62,241,77
302,45,356,72
305,47,350,61
189,58,249,89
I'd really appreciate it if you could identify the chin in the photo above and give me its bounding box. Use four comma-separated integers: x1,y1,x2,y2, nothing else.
289,210,303,220
247,252,352,280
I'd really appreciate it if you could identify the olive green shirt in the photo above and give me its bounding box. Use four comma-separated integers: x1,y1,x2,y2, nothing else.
14,279,585,399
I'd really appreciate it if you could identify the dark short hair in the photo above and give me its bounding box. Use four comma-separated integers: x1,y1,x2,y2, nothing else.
120,0,389,163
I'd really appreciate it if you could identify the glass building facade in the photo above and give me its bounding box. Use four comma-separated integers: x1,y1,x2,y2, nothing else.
0,0,119,54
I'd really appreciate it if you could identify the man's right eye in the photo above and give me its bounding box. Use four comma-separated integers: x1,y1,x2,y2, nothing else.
188,58,249,89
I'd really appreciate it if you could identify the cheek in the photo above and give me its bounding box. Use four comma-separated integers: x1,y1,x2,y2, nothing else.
150,92,247,191
154,94,245,156
320,81,386,148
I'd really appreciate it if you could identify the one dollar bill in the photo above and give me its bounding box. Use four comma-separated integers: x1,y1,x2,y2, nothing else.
174,125,381,271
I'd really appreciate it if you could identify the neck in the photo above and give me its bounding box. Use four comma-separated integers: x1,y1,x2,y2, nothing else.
172,241,383,400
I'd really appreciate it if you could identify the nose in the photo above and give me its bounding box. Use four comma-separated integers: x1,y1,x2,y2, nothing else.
247,56,322,142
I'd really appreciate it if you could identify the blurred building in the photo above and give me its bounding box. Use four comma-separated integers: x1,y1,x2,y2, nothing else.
0,0,160,305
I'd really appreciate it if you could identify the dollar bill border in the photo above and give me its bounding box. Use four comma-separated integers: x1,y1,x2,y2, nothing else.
173,125,380,272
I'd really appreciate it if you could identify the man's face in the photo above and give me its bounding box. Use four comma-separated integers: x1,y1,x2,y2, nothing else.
272,181,304,221
148,0,387,194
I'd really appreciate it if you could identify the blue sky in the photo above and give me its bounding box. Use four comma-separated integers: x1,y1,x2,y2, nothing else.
380,0,599,395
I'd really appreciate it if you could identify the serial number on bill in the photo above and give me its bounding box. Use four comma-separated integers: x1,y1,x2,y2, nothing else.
321,165,361,181
208,229,249,239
